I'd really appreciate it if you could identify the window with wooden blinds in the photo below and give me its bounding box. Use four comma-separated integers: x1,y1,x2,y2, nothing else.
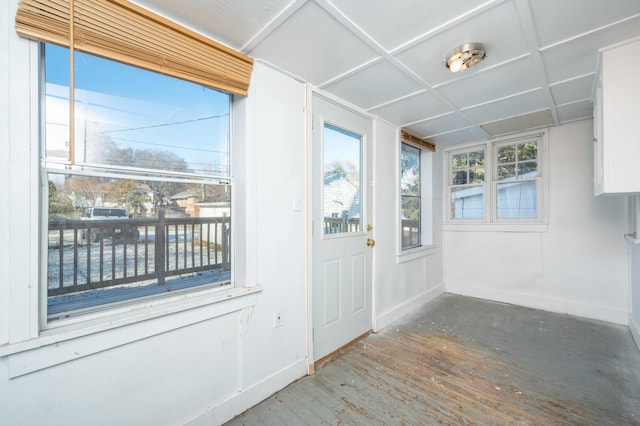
15,0,254,96
401,129,436,152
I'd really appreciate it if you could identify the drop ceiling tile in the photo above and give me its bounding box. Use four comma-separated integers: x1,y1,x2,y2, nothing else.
436,57,539,109
556,100,593,124
542,15,640,83
322,60,424,110
481,110,554,137
331,0,489,51
369,91,451,126
249,2,378,84
133,0,291,49
529,0,640,48
395,1,529,87
550,75,595,106
410,113,471,137
423,126,488,148
462,89,549,124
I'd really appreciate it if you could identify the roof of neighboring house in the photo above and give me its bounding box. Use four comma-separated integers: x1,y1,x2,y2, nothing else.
169,188,203,200
196,191,231,205
323,170,360,218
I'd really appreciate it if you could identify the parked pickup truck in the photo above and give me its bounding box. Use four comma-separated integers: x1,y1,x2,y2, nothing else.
81,207,139,244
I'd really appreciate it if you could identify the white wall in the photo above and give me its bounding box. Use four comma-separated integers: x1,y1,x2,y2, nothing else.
0,3,443,422
631,242,640,350
372,121,445,330
0,2,309,419
445,121,629,325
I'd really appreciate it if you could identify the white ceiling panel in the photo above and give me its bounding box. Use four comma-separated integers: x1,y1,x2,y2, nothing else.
529,0,640,48
369,92,451,126
550,75,595,106
436,57,538,109
330,0,494,51
415,113,473,138
136,0,640,146
462,89,549,124
542,15,640,84
556,101,593,125
249,1,379,84
321,61,424,109
481,110,554,137
132,0,291,49
395,1,529,87
422,126,488,147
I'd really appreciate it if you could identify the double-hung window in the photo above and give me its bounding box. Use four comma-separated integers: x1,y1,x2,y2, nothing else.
399,130,434,251
43,45,233,321
401,143,421,249
16,0,253,323
446,134,544,224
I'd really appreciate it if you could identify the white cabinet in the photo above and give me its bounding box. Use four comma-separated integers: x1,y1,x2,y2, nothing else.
593,38,640,196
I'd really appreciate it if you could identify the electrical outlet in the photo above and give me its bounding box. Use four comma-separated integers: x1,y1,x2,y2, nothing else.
273,309,284,328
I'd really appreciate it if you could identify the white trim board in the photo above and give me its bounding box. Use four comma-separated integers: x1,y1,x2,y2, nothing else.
446,283,628,326
185,358,307,425
374,284,445,332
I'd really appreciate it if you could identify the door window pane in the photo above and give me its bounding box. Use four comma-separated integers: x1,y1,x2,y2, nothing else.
323,124,362,234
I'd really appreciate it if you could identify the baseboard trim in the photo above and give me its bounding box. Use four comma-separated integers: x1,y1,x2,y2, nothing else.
374,284,445,331
184,358,307,426
630,314,640,353
446,284,628,325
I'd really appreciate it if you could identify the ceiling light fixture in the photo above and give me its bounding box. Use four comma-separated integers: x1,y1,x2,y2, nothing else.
445,42,486,73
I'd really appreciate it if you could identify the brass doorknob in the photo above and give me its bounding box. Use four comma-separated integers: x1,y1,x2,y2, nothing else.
366,238,375,247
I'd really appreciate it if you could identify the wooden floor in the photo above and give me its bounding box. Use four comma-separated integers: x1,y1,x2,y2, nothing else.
227,294,640,425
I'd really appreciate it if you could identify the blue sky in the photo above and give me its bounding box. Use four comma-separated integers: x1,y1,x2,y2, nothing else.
45,44,231,176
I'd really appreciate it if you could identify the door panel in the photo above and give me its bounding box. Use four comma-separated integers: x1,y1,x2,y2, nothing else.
312,95,373,361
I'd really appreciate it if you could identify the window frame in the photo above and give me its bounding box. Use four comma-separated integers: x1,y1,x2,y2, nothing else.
400,143,422,250
398,141,434,259
447,145,487,223
491,137,542,223
445,131,548,228
38,42,241,328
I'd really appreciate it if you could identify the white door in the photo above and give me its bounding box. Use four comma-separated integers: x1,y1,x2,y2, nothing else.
312,95,373,362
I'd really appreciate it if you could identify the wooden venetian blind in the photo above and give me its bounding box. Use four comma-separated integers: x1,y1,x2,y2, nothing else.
401,129,435,152
15,0,254,96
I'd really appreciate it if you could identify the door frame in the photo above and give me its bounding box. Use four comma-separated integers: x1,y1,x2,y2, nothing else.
304,86,377,373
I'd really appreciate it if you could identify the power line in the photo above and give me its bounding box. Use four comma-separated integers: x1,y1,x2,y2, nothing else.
105,114,229,133
111,136,227,154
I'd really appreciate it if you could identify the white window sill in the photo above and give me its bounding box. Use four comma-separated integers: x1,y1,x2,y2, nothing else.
396,245,436,263
443,223,548,233
0,285,261,378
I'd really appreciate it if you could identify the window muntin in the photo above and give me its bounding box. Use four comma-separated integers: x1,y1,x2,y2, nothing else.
449,148,485,220
401,143,421,249
43,44,232,321
495,140,538,219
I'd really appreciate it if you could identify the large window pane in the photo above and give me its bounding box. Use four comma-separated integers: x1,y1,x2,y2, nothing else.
43,43,232,320
323,124,362,234
45,45,230,176
46,173,231,320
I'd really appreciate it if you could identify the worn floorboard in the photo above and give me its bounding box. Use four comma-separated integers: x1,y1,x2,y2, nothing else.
226,294,640,425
